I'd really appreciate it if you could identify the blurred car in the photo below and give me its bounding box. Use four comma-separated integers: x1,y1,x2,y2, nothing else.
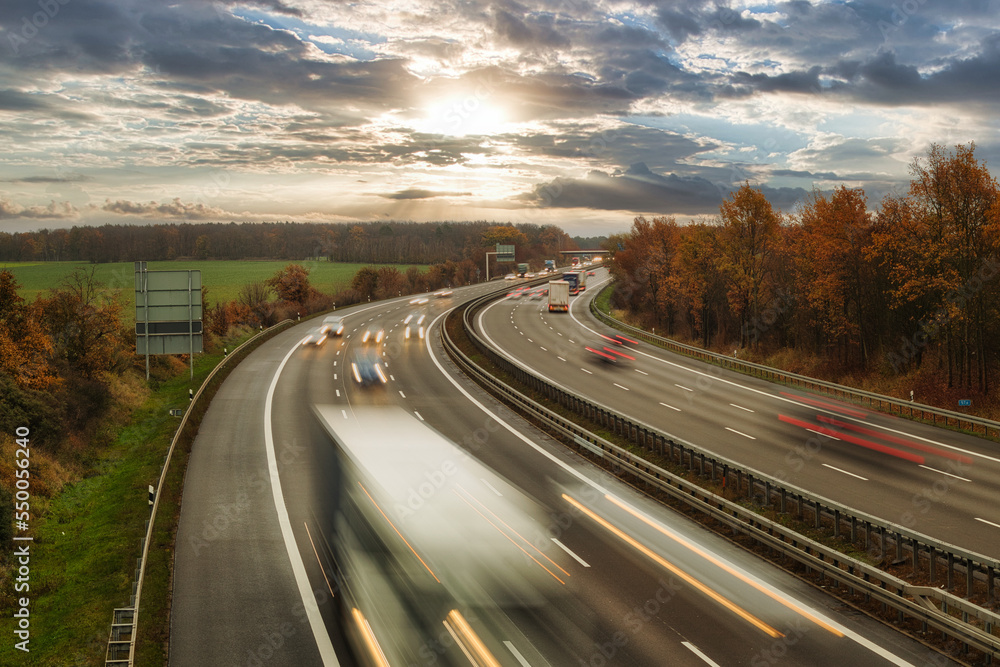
300,327,328,346
351,351,388,386
524,272,536,278
587,270,596,276
585,334,637,364
404,324,425,340
361,328,385,344
433,289,453,298
321,315,345,336
504,273,517,280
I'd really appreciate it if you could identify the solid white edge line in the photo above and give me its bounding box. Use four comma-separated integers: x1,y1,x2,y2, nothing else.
448,304,917,667
682,641,722,667
265,343,341,665
918,464,972,482
551,538,590,567
822,463,869,481
974,517,1000,529
481,478,503,496
503,640,532,667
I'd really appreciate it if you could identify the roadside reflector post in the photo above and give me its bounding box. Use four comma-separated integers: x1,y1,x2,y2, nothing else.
148,485,155,507
189,388,193,402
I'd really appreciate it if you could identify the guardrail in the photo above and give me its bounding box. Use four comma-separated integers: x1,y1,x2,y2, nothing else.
589,289,1000,441
104,320,295,666
444,290,1000,662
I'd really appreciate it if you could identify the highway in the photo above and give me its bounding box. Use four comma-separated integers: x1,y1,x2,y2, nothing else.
475,266,1000,557
170,279,958,666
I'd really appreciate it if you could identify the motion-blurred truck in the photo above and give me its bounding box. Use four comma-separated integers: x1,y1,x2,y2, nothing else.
517,262,529,277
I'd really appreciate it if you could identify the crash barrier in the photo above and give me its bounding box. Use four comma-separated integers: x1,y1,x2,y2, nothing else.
589,291,1000,441
104,320,295,666
444,290,1000,661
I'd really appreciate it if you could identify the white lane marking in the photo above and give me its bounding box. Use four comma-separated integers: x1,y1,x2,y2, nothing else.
264,345,341,666
341,410,348,419
659,402,681,412
480,478,503,496
528,338,534,343
504,641,532,667
613,383,630,391
682,641,721,667
540,347,548,352
551,538,590,567
726,427,755,440
675,384,693,392
730,403,754,413
557,356,566,362
581,368,592,374
335,390,340,397
414,411,424,421
427,311,917,666
975,517,1000,529
390,375,396,381
333,373,337,380
569,339,576,344
557,332,563,336
807,428,839,440
918,464,972,482
560,294,1000,466
822,464,869,481
520,331,525,335
399,391,406,399
635,369,649,375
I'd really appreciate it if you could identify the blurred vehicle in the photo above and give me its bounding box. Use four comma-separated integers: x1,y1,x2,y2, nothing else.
525,272,536,278
544,259,556,273
504,273,517,280
585,334,637,364
350,351,388,385
361,328,385,344
433,289,453,298
312,405,567,665
587,270,596,276
403,324,425,340
300,327,328,346
321,315,345,336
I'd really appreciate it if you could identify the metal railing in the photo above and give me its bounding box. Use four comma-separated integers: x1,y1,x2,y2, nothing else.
104,320,294,666
589,291,1000,440
444,289,1000,661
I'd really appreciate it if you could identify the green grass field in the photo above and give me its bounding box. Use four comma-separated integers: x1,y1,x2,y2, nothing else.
2,260,427,308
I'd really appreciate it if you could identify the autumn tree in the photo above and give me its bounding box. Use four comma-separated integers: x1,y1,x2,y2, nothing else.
351,266,379,301
672,223,729,346
237,281,274,326
0,270,59,390
796,187,876,365
266,264,316,306
717,183,783,349
34,267,128,379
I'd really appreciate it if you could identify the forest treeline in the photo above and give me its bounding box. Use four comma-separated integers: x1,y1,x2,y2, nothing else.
0,219,577,268
605,143,1000,395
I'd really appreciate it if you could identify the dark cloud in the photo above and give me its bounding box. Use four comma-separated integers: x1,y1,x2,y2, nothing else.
379,188,472,200
2,175,91,184
520,162,811,215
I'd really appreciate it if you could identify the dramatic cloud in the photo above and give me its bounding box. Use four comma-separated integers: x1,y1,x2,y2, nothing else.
0,0,996,233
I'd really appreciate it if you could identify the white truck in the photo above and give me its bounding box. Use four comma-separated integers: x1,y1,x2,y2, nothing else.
548,280,569,312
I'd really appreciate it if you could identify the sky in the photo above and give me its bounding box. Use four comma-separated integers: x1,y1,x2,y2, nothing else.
1,0,999,237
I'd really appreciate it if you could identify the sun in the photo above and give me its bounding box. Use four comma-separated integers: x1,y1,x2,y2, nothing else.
415,95,508,137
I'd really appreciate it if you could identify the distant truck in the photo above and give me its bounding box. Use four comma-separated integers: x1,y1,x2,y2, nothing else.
544,259,556,273
562,270,585,295
517,262,529,277
548,280,569,312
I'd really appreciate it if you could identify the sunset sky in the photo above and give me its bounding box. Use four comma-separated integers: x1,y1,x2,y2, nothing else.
1,0,998,236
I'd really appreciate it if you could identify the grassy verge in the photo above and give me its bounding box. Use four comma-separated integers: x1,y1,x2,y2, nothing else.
0,330,259,666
